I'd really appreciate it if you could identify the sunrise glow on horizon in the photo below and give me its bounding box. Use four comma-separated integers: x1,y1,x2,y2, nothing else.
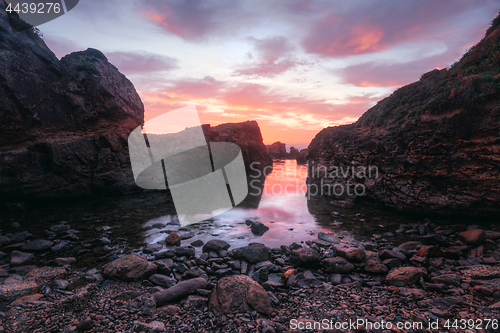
39,0,499,146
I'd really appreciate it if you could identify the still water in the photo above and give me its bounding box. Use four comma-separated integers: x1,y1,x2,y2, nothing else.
1,160,424,266
143,160,417,250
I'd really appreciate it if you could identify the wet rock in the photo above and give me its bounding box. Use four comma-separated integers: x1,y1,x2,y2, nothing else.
50,279,70,290
251,222,269,236
291,270,321,288
232,243,269,263
113,290,144,301
51,240,73,252
252,267,269,284
133,320,166,332
378,249,406,261
321,257,354,274
0,268,8,278
154,277,207,306
0,236,10,247
385,267,426,287
165,232,181,246
154,304,181,316
289,248,321,267
53,257,77,266
336,247,366,262
21,239,54,252
185,295,208,309
102,254,157,281
175,246,195,257
318,232,340,244
50,224,70,233
149,274,176,288
128,293,156,316
76,318,93,332
10,232,32,243
10,251,35,267
458,229,485,245
11,293,43,305
415,245,443,258
209,275,272,315
471,285,496,298
203,239,230,253
430,274,460,286
144,243,163,254
191,240,204,247
365,259,389,274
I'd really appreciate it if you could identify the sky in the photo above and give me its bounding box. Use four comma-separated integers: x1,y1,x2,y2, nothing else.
39,0,499,146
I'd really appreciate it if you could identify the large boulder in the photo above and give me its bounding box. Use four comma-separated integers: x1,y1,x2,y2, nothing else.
102,255,157,281
209,275,272,315
385,267,427,287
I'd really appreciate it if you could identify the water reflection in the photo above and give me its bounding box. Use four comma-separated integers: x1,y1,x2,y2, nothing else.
144,160,355,249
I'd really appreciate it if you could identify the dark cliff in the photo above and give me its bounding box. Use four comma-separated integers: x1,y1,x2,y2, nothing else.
0,1,145,202
308,13,500,216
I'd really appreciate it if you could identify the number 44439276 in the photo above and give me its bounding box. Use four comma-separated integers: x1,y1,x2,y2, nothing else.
6,2,61,14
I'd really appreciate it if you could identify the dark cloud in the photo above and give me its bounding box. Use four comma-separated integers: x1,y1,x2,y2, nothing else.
302,0,499,57
232,36,312,78
137,0,249,41
105,51,178,75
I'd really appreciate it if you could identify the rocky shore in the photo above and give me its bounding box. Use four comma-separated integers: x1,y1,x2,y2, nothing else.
0,218,499,332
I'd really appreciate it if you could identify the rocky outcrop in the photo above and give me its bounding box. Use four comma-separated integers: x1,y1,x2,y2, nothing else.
307,14,500,216
203,121,272,174
266,141,287,159
0,2,273,204
0,1,144,203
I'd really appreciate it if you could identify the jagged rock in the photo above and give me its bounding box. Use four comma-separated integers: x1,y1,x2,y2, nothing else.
365,259,389,274
289,248,321,267
128,293,156,317
133,320,166,332
185,295,208,309
102,255,157,282
250,222,269,236
336,246,366,262
208,275,272,315
320,257,354,274
378,249,406,261
76,318,94,332
385,267,426,287
266,141,287,159
306,17,500,216
296,148,308,165
232,243,269,263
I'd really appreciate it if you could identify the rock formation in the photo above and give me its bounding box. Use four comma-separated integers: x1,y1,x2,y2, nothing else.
0,1,272,204
203,121,272,174
0,1,144,202
266,141,287,159
307,13,500,216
